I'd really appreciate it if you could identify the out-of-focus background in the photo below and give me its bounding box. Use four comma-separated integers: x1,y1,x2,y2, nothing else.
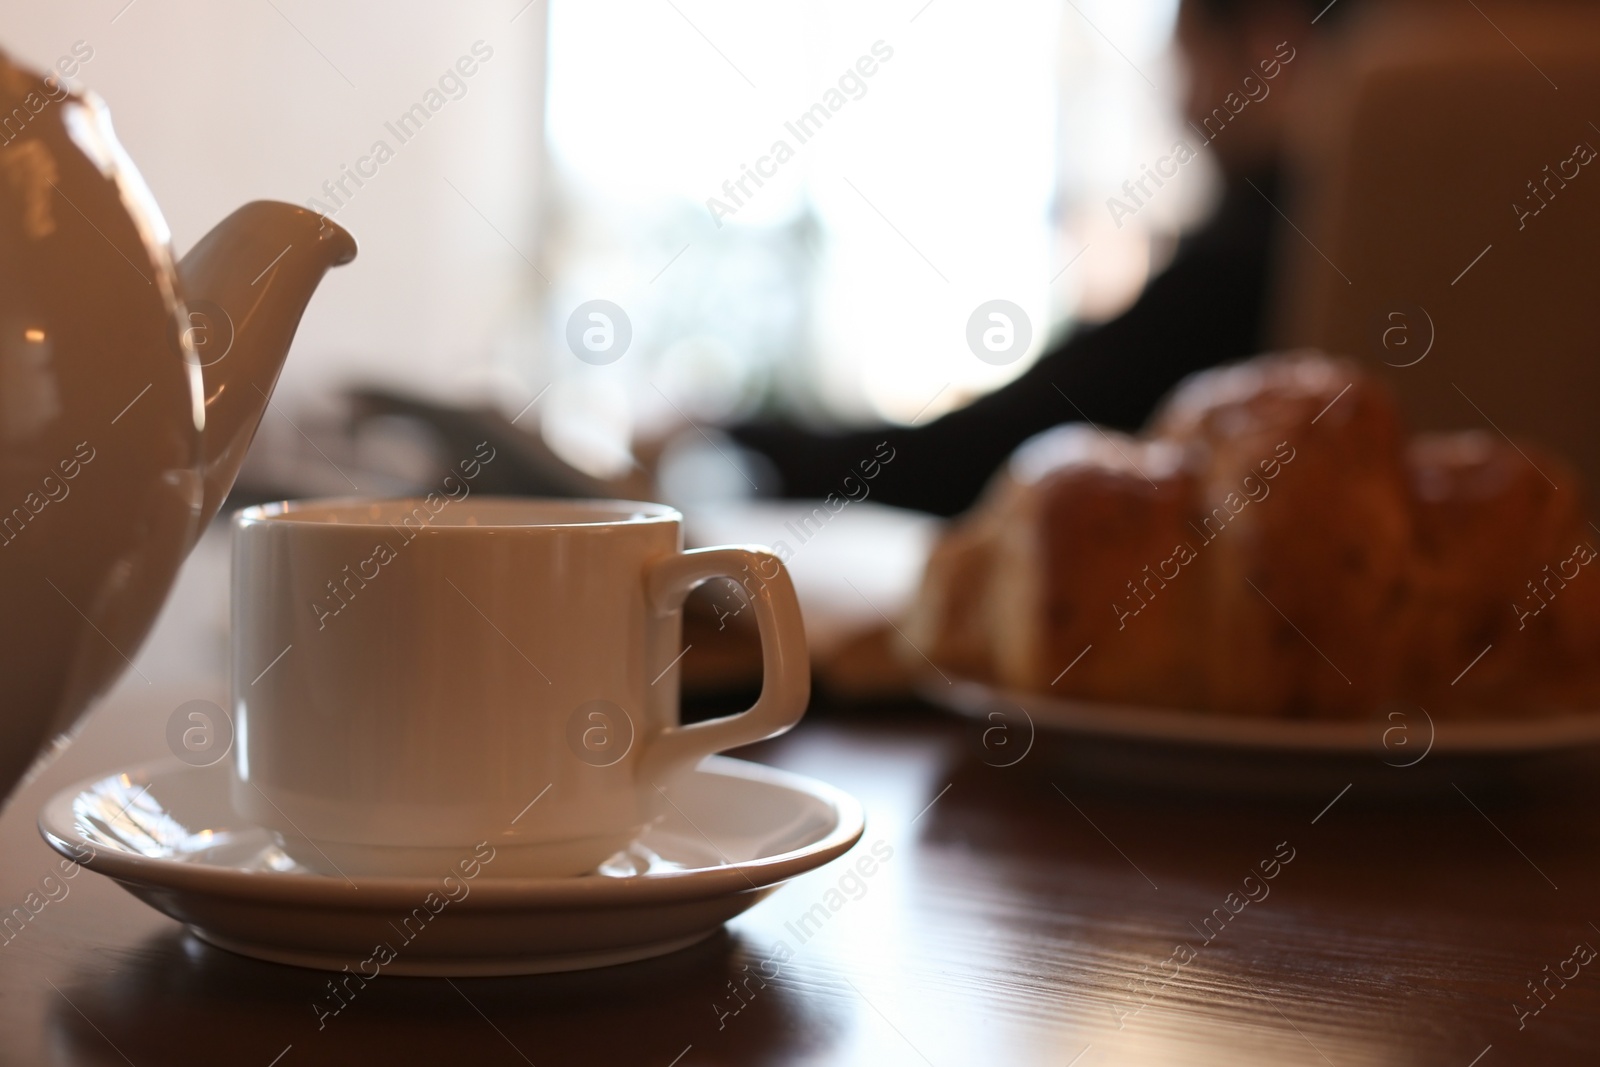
4,0,1198,493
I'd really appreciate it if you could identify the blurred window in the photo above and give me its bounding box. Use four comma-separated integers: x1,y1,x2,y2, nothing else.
539,0,1200,476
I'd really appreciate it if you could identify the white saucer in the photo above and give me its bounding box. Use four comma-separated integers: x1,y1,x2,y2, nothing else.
38,755,864,977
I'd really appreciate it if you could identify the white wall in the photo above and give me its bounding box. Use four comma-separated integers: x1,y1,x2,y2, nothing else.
3,0,547,408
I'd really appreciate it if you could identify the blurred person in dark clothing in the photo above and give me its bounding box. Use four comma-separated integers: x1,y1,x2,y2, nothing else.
728,0,1358,517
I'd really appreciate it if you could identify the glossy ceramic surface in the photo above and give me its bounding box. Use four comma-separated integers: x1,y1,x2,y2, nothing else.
38,755,865,976
0,50,354,806
231,498,811,876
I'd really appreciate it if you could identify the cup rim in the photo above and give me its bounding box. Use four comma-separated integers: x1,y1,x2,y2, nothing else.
234,496,682,531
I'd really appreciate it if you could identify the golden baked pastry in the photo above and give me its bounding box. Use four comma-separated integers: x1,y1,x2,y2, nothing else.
1403,432,1597,714
907,351,1600,719
903,499,1003,684
1148,352,1413,718
909,423,1204,707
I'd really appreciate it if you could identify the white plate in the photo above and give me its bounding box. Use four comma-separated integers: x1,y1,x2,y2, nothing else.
38,755,864,977
930,678,1600,757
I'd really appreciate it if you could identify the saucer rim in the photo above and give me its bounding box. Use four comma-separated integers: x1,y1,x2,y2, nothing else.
38,755,865,909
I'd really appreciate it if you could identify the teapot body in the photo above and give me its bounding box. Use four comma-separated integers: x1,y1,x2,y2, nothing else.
0,55,204,794
0,44,367,806
0,55,206,795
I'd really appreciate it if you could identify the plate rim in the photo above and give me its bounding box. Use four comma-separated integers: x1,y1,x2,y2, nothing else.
37,754,865,909
925,678,1600,755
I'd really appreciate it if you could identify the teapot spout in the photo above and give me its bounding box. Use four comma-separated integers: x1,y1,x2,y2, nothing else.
179,202,357,531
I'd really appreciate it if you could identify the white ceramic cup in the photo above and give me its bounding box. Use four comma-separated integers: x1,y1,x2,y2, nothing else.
230,497,809,877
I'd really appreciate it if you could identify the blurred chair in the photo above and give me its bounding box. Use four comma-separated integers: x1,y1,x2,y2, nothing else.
1275,3,1600,490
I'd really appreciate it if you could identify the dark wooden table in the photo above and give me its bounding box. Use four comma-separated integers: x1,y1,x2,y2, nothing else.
4,535,1600,1065
7,702,1600,1066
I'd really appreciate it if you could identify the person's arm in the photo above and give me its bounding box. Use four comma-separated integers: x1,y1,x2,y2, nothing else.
729,177,1276,516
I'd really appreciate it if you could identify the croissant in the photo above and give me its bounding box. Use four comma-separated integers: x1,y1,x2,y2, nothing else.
906,351,1600,719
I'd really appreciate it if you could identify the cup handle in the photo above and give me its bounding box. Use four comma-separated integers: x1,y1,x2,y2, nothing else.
642,545,809,781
